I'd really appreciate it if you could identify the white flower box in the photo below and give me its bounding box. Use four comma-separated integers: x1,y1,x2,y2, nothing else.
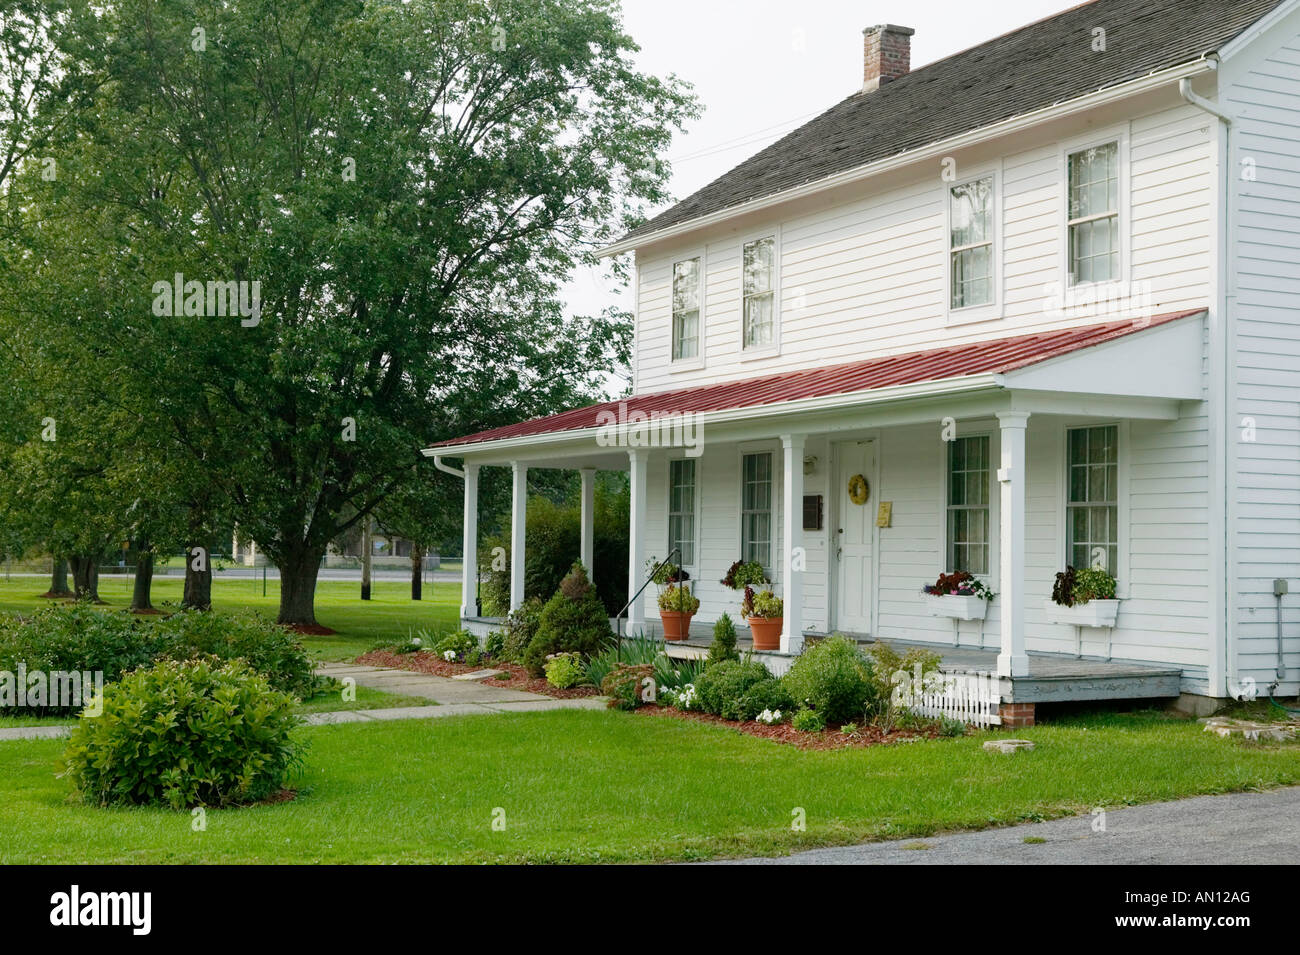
1043,598,1120,628
922,593,989,621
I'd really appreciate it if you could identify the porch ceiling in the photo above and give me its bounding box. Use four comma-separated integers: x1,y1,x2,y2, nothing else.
425,309,1206,465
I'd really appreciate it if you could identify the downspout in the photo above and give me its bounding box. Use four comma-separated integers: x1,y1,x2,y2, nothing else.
1179,68,1237,699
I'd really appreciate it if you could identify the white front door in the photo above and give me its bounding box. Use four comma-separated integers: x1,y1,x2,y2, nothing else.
835,440,875,634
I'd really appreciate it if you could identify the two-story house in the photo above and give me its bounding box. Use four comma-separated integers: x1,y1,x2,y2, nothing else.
427,0,1300,720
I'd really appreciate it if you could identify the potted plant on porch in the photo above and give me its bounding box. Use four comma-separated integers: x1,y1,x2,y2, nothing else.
1044,566,1119,627
921,571,995,621
721,559,782,651
650,559,697,641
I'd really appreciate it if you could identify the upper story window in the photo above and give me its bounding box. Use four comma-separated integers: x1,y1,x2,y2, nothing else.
949,177,994,310
742,236,776,349
1067,142,1119,285
1066,425,1118,574
671,257,701,361
946,435,990,575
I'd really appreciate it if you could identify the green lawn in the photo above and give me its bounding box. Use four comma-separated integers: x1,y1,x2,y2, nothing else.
0,575,460,660
2,708,1297,864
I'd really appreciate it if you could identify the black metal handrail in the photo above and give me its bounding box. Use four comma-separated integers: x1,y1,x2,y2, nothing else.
614,547,680,662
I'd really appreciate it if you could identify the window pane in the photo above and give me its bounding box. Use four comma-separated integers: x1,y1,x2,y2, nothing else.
672,258,701,360
950,177,992,247
744,292,773,347
946,436,990,574
741,453,773,572
743,238,774,295
1066,425,1119,575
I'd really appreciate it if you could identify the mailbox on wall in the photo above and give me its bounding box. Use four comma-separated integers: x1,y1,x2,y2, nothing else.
803,494,824,531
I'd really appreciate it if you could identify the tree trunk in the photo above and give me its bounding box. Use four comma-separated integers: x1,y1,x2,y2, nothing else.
69,555,101,602
410,545,423,601
130,550,155,612
44,558,72,597
277,547,324,627
360,517,372,601
182,544,212,610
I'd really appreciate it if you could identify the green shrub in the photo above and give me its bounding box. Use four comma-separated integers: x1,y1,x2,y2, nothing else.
0,605,159,715
156,610,320,699
544,652,585,689
500,597,544,662
601,663,653,711
708,613,739,664
62,658,303,809
863,641,946,722
694,658,774,718
523,564,613,677
732,677,794,722
791,708,826,732
781,635,877,724
479,487,630,616
484,630,506,659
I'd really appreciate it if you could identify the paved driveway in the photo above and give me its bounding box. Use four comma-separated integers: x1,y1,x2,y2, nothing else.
710,786,1300,865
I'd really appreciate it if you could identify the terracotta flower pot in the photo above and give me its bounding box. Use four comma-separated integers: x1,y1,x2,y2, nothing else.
747,616,783,651
659,610,694,642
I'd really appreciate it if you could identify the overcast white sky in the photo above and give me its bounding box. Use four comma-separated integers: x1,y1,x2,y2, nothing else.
567,0,1083,343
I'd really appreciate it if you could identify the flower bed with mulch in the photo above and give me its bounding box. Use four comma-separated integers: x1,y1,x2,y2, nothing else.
633,704,946,750
355,649,601,700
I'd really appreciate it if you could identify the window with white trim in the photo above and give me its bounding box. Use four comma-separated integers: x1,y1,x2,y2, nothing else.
946,435,990,575
667,458,696,567
1067,142,1120,285
742,236,775,348
741,452,772,569
671,257,700,360
949,177,994,309
1066,425,1118,573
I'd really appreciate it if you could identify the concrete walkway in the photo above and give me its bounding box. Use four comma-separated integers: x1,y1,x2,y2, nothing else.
711,786,1300,865
0,663,606,740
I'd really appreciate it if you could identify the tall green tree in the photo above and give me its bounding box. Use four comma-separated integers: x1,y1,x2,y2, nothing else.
18,0,693,626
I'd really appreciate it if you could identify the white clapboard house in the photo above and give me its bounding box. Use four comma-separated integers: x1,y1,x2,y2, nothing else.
427,0,1300,722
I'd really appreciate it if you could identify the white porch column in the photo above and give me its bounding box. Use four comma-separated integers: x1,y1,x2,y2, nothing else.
579,468,596,582
627,449,648,633
781,434,806,654
509,461,527,611
461,463,480,619
996,412,1031,677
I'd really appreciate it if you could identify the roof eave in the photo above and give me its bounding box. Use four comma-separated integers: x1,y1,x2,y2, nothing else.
421,373,1004,459
596,57,1217,259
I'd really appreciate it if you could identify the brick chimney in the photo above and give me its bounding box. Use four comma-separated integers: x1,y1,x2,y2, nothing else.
862,23,914,92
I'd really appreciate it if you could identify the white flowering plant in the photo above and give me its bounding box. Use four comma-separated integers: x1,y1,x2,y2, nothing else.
442,649,457,662
660,682,699,711
755,708,783,725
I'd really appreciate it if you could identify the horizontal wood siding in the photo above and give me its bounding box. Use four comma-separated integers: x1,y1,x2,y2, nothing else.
635,103,1214,395
1225,22,1300,695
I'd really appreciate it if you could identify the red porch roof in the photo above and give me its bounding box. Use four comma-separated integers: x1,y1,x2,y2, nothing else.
432,310,1203,449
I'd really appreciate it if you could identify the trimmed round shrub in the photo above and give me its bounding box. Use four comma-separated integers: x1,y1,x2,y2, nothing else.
781,635,878,724
694,658,774,718
63,658,303,809
522,564,613,677
155,610,320,699
791,707,826,732
0,605,161,716
732,677,794,723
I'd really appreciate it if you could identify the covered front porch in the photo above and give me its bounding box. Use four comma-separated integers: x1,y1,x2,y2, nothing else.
428,312,1208,714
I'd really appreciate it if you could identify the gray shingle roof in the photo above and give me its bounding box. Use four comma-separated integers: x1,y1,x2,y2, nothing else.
618,0,1284,246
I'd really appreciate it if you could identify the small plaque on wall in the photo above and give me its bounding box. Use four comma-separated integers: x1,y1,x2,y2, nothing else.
876,501,892,528
803,494,824,531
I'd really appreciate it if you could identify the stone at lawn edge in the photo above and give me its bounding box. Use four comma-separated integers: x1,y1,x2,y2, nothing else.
983,739,1035,754
1200,717,1298,742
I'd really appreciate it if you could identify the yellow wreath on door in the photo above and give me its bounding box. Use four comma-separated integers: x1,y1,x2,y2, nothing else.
847,474,870,505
